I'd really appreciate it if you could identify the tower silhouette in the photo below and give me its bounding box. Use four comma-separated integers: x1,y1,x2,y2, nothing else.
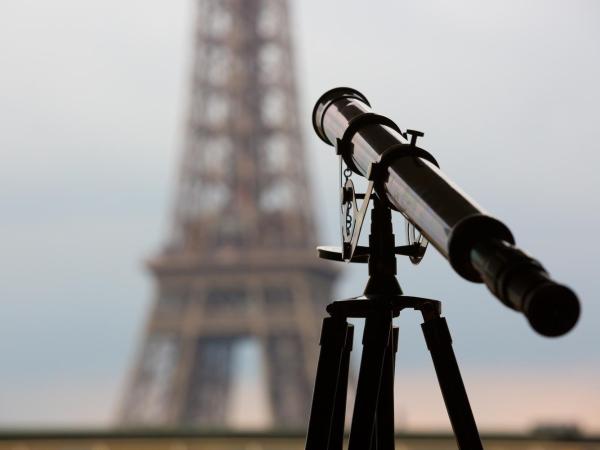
119,0,337,428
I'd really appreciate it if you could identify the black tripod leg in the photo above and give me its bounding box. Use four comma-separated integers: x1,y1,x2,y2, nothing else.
329,324,354,450
305,316,351,450
348,310,392,450
374,326,399,450
421,311,483,450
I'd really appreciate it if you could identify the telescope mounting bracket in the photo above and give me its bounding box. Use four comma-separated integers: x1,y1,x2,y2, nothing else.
328,125,437,264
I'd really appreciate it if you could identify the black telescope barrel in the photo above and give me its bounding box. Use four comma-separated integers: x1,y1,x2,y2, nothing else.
313,87,580,337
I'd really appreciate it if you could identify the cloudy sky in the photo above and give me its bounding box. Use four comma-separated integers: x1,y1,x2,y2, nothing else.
0,0,599,432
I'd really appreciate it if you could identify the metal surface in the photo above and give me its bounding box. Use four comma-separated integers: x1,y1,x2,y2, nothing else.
119,0,337,428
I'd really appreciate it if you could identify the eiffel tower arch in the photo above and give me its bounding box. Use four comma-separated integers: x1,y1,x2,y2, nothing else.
119,0,338,428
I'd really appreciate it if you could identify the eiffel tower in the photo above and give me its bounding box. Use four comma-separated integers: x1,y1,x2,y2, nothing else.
119,0,337,428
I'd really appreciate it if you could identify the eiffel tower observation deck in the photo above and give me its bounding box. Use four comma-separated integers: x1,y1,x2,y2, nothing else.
119,0,338,428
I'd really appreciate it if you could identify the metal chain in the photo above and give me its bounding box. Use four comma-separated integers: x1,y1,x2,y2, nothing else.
343,167,353,236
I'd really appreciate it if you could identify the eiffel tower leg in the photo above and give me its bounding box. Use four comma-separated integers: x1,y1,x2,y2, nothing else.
181,336,233,425
305,316,353,450
265,331,313,426
421,309,483,450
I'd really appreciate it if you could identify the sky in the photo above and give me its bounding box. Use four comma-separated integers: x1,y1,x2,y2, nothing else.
0,0,599,433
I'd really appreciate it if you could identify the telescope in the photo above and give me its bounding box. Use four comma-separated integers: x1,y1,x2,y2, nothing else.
305,87,581,450
312,87,579,337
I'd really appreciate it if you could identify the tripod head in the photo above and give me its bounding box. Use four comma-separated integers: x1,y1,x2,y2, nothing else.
313,87,580,337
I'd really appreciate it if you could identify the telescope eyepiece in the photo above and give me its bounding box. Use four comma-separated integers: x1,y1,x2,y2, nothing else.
524,282,580,337
471,240,580,337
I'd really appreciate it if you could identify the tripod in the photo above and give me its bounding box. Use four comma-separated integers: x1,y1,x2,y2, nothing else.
305,198,483,450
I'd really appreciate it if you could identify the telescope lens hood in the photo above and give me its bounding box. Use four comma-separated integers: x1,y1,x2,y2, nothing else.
312,87,370,145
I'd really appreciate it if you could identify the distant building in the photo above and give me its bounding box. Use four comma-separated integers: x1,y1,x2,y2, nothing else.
119,0,337,429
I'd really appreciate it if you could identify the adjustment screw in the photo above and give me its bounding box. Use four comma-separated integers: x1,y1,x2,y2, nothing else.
405,129,424,146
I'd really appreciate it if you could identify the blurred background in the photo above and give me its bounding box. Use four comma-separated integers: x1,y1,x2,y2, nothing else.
0,0,599,438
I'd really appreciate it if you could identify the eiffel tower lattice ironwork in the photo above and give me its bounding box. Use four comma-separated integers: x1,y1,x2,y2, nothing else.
119,0,338,428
